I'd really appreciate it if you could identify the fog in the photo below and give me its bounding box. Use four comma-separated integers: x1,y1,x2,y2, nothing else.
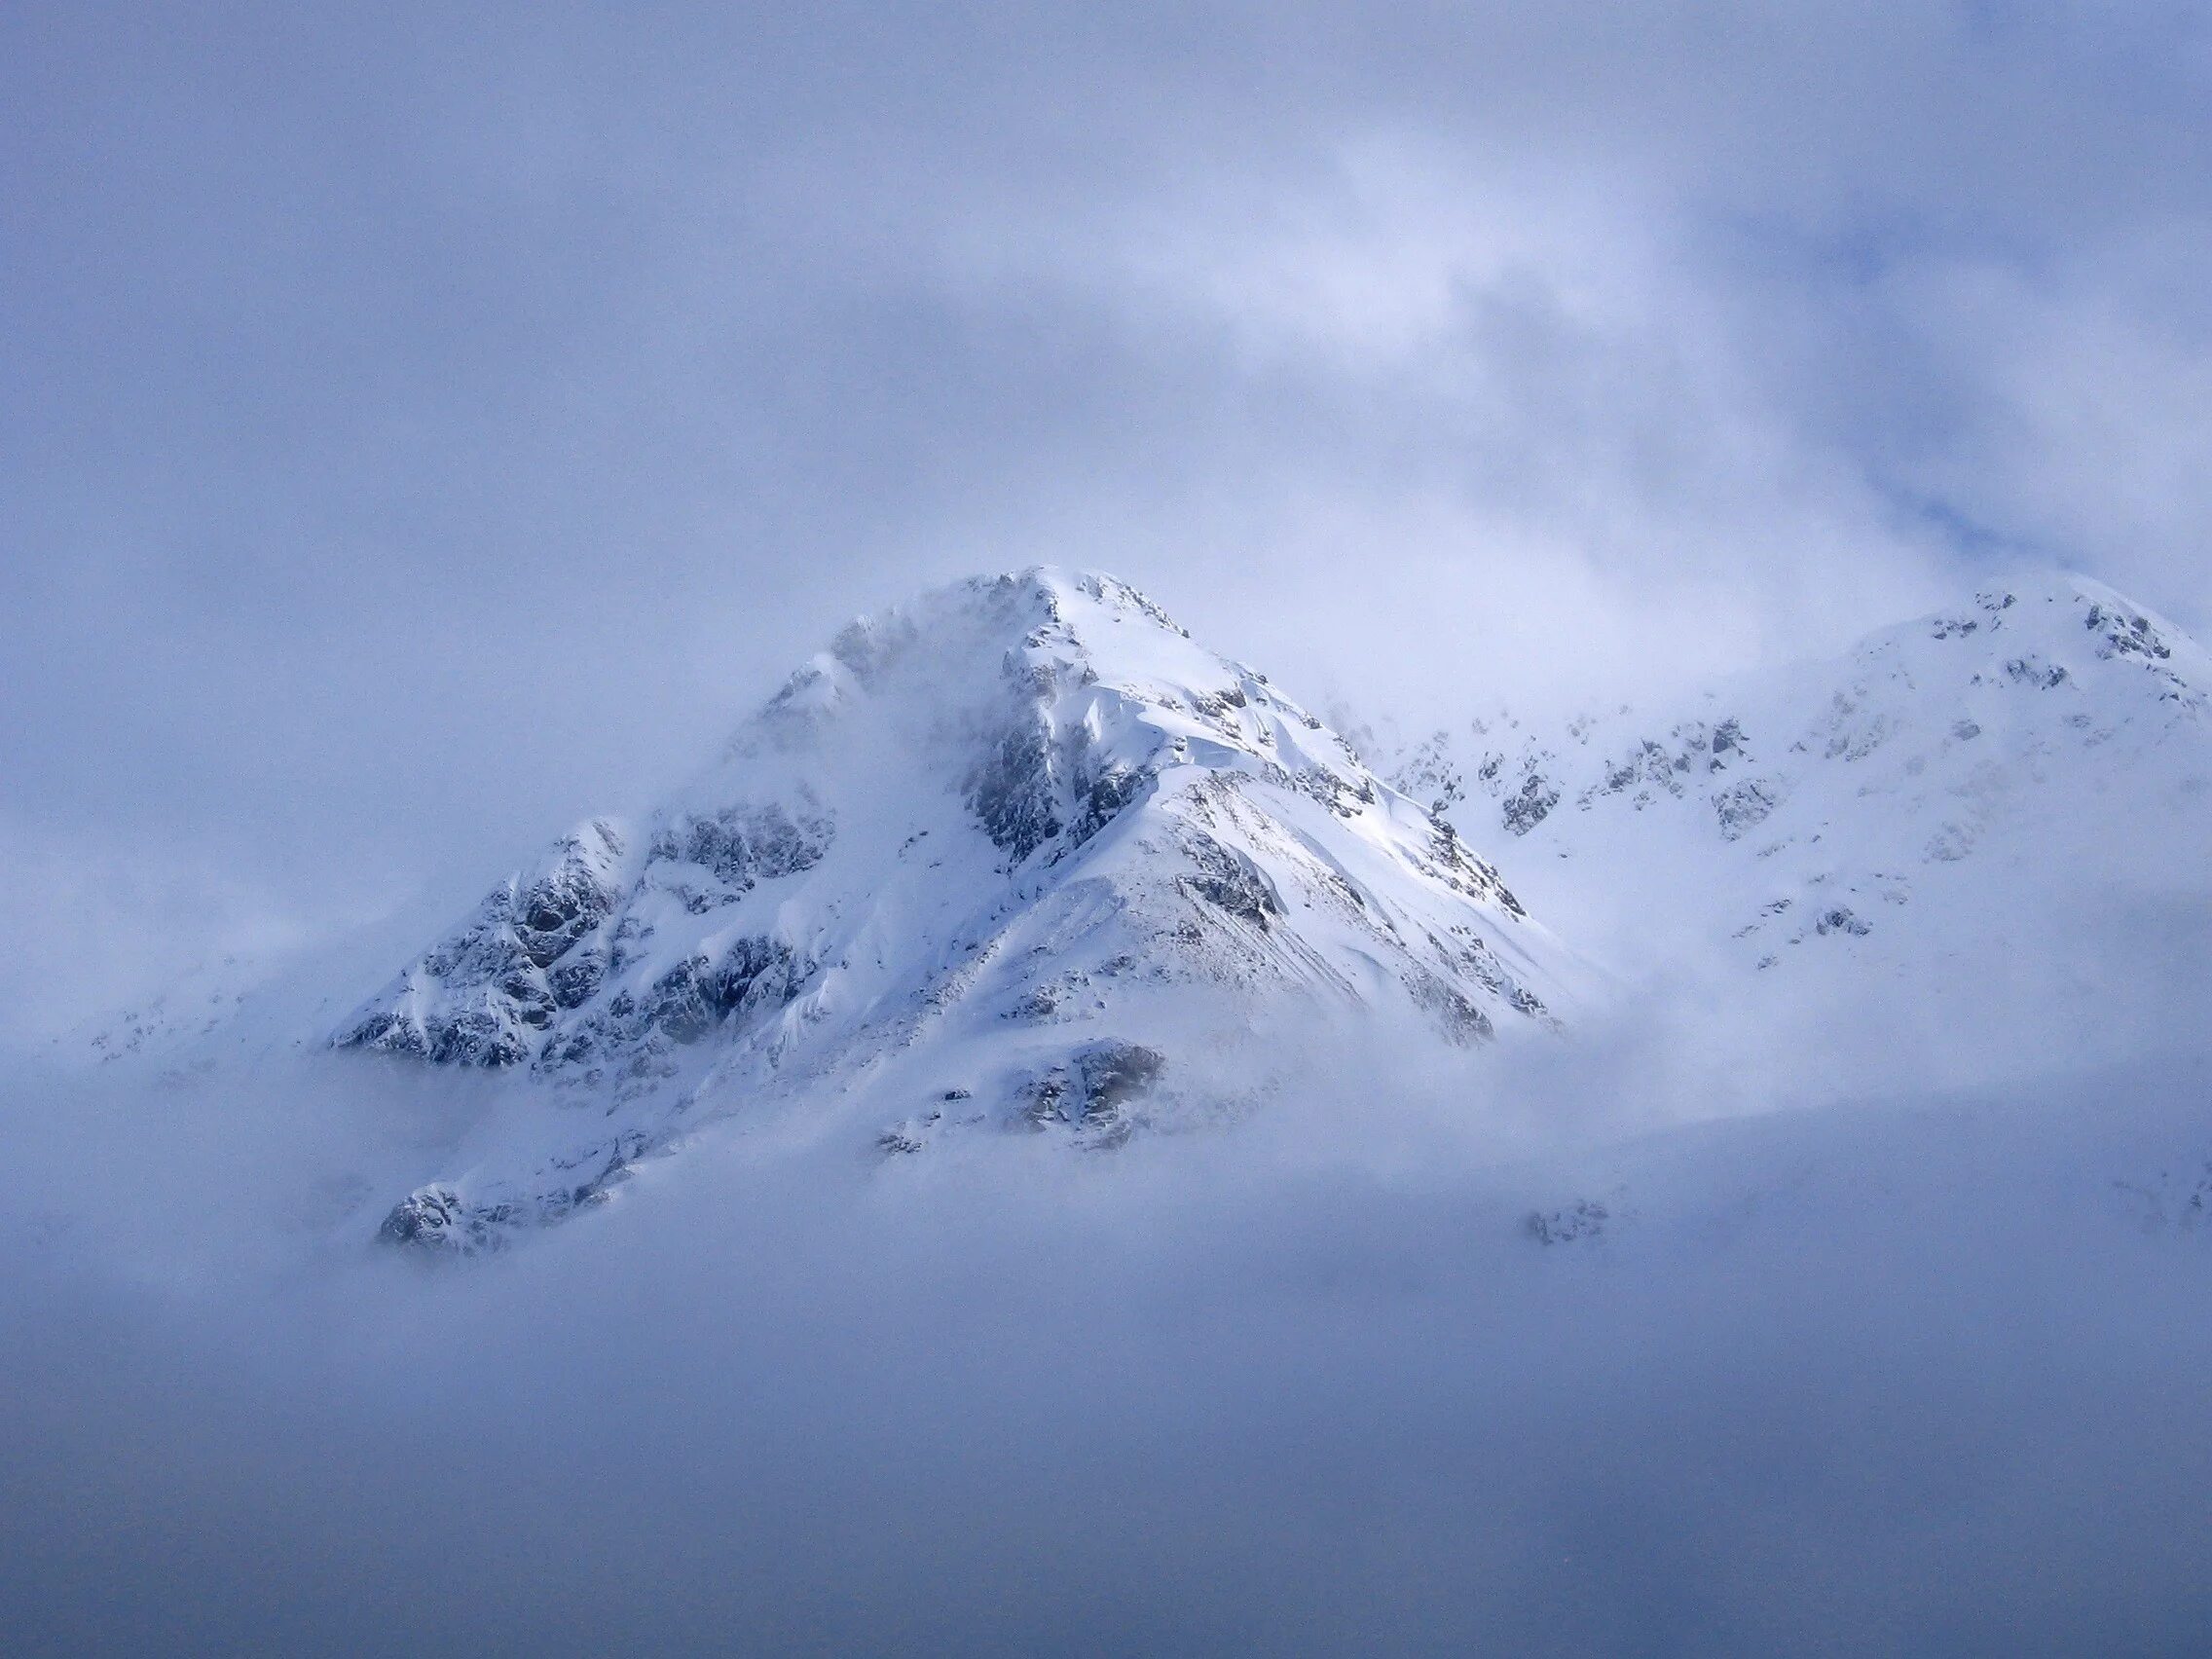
4,956,2209,1653
8,7,2212,1650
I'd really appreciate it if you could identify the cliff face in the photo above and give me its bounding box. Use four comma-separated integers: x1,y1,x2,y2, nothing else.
334,569,1572,1250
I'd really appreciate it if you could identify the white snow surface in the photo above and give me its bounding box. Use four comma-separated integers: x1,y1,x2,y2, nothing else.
17,569,2212,1651
1376,571,2212,1089
319,569,1572,1247
60,566,2212,1256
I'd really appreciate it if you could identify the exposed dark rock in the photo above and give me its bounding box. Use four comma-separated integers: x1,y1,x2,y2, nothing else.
1021,1041,1166,1143
1004,985,1062,1022
380,1158,628,1254
514,852,618,969
540,935,805,1069
1074,1042,1164,1116
1424,820,1529,919
1190,684,1248,720
1501,773,1561,835
1291,766,1376,818
1181,834,1281,927
379,1186,465,1248
378,1185,508,1254
1526,1199,1609,1244
967,712,1063,862
1406,968,1496,1046
2084,603,2172,662
1714,779,1778,841
549,948,608,1010
1070,763,1148,849
648,801,831,893
338,824,629,1069
2006,656,2070,689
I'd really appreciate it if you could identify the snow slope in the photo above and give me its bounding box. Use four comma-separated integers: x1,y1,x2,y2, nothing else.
329,569,1573,1249
1380,573,2212,1083
63,568,2211,1256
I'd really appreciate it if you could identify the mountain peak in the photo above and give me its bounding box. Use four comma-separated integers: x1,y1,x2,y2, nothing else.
333,569,1571,1251
827,566,1191,681
1377,564,2212,1041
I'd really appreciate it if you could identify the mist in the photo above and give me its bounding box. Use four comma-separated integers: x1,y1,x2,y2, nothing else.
9,2,2212,1039
8,6,2212,1651
5,932,2211,1653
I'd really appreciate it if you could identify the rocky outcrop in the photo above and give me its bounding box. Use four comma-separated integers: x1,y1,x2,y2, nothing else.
341,568,1573,1254
338,821,628,1068
1019,1040,1167,1146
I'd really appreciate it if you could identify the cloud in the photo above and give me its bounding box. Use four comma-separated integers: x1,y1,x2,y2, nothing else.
0,812,345,1048
9,9,2212,1017
6,14,2211,1642
4,1012,2210,1653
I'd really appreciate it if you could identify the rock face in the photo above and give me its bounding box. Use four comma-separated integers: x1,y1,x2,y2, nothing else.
1373,573,2212,1031
337,569,1573,1250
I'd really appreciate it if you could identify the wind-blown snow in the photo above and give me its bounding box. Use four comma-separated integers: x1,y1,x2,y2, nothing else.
318,569,1569,1248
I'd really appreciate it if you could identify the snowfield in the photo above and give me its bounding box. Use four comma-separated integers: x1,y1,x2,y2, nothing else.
1373,571,2212,1092
219,570,1575,1250
10,565,2210,1651
69,564,2209,1255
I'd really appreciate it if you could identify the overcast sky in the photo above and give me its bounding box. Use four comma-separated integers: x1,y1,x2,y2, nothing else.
6,2,2211,1039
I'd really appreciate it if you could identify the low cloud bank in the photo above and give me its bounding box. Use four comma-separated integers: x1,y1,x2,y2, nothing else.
3,996,2209,1654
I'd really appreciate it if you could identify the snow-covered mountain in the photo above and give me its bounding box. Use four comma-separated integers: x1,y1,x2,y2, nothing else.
20,567,2212,1650
1375,573,2212,1078
329,570,1572,1250
62,567,2211,1256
